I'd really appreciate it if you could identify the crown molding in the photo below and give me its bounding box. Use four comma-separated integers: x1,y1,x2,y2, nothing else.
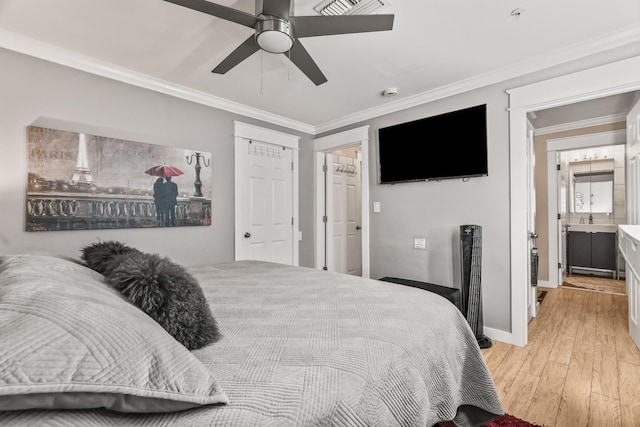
1,23,639,136
314,25,640,134
0,29,315,135
534,113,627,135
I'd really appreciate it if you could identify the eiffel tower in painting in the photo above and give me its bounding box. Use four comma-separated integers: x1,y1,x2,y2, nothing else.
70,133,94,185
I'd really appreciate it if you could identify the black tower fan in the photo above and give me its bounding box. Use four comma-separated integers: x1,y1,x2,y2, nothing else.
460,225,492,349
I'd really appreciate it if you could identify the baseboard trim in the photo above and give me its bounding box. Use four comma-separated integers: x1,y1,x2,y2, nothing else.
483,327,513,346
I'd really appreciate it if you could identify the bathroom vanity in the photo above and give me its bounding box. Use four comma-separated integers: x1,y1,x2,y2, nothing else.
567,223,618,278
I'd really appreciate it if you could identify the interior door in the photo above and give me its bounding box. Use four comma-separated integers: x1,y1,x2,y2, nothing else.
347,158,362,275
237,139,294,264
626,97,640,349
526,123,538,321
327,153,362,275
557,162,569,286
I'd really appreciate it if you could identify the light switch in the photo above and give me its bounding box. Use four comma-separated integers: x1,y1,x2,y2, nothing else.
373,202,381,213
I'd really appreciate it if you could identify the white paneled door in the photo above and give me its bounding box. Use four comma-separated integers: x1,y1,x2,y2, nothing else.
526,122,538,321
625,97,640,350
327,154,362,275
557,165,569,287
234,121,299,266
237,140,293,264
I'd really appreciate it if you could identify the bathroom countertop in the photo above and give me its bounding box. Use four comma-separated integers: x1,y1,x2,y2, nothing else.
619,225,640,243
568,223,618,232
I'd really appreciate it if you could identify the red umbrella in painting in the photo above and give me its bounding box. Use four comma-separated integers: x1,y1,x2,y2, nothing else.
144,165,184,178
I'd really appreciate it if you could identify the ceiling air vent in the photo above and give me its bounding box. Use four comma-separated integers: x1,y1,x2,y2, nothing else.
314,0,388,16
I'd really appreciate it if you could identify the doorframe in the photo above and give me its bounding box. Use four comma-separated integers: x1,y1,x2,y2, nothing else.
545,130,627,288
508,55,640,347
233,120,300,265
313,125,370,277
526,119,538,321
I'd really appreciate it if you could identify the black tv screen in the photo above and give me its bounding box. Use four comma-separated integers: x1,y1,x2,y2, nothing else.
378,104,488,184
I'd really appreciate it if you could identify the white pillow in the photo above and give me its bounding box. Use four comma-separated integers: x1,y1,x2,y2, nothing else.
0,254,228,413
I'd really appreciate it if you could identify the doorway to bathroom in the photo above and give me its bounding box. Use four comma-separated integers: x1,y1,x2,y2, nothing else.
508,57,640,347
544,130,627,289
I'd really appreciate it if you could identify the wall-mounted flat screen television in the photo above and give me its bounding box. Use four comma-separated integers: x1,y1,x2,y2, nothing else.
378,104,488,184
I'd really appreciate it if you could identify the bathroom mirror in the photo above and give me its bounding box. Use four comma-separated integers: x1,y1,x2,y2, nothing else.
571,171,614,214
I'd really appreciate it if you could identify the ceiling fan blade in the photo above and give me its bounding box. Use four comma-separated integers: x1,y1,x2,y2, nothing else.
260,0,292,18
163,0,259,28
212,35,260,74
290,14,394,38
287,40,327,86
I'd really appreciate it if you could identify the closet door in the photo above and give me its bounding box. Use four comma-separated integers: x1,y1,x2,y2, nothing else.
625,98,640,349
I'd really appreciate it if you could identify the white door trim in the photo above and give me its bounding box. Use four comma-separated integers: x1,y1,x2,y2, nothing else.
314,126,370,277
508,55,640,347
233,121,300,265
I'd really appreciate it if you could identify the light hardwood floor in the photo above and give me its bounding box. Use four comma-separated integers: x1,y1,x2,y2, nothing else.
481,286,640,427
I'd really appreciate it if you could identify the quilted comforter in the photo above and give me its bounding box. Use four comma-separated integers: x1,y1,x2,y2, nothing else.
0,258,502,426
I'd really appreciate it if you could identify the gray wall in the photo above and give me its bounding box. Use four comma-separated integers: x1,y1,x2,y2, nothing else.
3,43,639,336
315,46,640,334
0,48,314,268
352,88,512,333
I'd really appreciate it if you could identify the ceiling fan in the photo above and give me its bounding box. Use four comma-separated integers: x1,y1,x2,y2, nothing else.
163,0,394,85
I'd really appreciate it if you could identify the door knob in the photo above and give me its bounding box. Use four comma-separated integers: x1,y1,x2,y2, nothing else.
244,232,251,238
356,225,362,230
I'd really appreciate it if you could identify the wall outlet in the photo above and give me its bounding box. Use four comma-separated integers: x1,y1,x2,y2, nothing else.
413,237,427,250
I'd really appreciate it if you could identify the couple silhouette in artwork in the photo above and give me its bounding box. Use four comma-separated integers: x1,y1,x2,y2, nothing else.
153,177,179,227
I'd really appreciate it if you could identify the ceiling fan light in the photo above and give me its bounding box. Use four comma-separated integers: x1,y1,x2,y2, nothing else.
255,17,294,53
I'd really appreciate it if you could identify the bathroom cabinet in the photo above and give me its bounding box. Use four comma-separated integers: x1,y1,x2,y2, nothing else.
567,231,617,275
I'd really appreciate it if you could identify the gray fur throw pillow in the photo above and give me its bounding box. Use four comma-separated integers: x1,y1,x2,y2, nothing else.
81,240,142,274
81,241,221,350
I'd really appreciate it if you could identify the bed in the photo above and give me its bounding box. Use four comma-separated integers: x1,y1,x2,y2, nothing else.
0,252,503,426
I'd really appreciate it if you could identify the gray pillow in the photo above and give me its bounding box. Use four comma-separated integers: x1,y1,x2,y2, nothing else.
0,254,228,412
103,251,222,350
81,240,142,274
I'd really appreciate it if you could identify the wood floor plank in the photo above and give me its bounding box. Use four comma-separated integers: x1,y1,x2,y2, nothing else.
525,361,568,427
596,293,617,336
589,393,621,427
487,344,530,400
616,332,640,365
482,340,510,373
501,371,539,420
520,330,554,376
548,333,575,366
574,297,598,354
620,401,640,427
556,351,593,427
618,361,640,403
592,333,619,399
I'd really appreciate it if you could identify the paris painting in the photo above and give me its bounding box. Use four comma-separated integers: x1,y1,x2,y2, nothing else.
26,126,212,232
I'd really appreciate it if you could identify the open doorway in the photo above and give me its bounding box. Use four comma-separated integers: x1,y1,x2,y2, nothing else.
326,147,363,275
539,125,628,289
314,126,371,277
508,56,640,347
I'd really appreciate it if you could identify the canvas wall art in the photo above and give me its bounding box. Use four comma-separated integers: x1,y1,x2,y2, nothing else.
26,126,212,232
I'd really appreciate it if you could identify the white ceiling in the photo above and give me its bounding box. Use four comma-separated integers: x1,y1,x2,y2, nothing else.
1,0,639,133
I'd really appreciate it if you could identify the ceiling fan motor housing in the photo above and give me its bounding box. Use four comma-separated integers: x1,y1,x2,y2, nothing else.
255,16,294,53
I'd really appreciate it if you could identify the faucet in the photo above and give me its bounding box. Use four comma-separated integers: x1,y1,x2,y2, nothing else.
588,214,593,224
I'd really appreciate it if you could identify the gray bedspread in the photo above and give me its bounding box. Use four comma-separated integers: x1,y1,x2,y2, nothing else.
0,260,502,426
